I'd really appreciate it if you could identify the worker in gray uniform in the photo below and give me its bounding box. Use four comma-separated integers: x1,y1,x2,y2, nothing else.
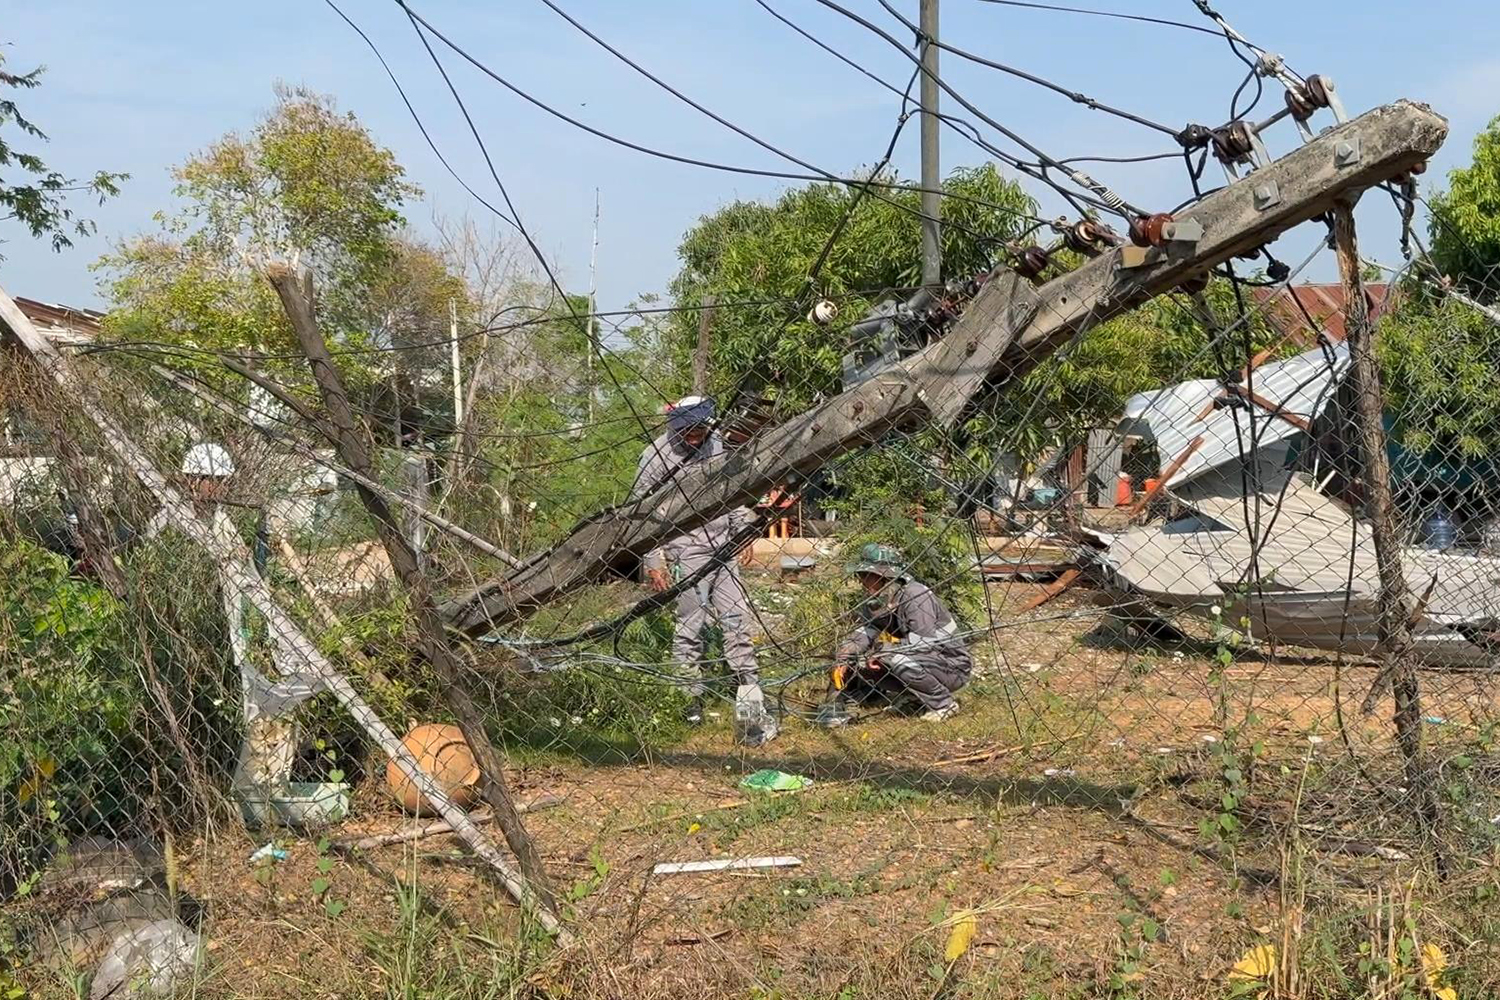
634,395,776,745
818,543,970,725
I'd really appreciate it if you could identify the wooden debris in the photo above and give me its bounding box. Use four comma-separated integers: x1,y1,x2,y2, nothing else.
333,794,567,851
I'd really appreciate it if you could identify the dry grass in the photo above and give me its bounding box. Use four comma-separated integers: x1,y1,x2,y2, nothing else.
11,588,1500,999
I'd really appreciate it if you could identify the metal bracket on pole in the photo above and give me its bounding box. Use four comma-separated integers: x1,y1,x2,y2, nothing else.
1161,219,1205,244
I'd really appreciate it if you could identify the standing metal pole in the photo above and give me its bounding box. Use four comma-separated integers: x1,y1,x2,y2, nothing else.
449,297,463,426
587,187,600,424
919,0,941,287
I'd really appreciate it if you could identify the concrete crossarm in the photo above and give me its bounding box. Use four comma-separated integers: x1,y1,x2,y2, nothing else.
441,100,1447,636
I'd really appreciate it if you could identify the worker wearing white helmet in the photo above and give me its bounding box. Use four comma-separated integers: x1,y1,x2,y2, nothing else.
146,441,322,799
632,395,776,746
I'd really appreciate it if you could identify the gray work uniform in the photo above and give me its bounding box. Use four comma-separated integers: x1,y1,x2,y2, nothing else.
836,579,970,711
633,430,759,694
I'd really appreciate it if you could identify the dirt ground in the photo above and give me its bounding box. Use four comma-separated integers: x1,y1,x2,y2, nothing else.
13,585,1500,999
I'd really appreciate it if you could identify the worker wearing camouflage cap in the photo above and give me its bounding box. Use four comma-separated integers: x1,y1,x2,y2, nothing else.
819,543,971,725
632,396,775,745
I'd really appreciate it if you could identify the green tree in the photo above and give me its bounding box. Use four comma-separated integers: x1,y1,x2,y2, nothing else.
667,166,1272,478
0,50,125,259
462,293,672,555
668,164,1037,409
1379,115,1500,462
97,85,444,405
1428,114,1500,290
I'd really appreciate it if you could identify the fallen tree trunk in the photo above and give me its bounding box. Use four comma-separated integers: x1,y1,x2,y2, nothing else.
267,265,558,912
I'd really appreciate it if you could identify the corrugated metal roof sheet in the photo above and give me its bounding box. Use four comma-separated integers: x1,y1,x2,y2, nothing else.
1249,283,1390,344
11,296,103,344
1118,343,1349,488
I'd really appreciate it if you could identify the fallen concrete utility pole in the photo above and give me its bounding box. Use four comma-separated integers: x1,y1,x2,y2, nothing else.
0,287,572,944
266,265,556,910
442,100,1446,636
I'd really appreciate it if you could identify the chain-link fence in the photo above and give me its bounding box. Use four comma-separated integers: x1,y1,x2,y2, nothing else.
3,99,1498,1000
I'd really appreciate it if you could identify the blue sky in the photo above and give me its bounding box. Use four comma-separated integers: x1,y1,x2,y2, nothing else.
5,1,1499,312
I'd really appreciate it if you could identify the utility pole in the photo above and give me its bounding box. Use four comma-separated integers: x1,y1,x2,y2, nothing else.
449,297,463,426
692,294,717,395
441,100,1446,633
1331,202,1439,834
919,0,941,287
586,188,600,424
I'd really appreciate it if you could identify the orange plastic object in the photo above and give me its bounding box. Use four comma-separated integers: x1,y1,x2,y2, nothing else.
1114,472,1133,507
385,723,482,815
1143,477,1161,496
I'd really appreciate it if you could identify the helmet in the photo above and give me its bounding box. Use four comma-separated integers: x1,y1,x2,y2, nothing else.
666,395,715,434
845,542,905,579
181,443,235,478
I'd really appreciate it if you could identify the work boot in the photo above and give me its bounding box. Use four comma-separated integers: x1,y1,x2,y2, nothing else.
681,695,705,727
738,714,779,747
815,697,852,728
919,701,960,724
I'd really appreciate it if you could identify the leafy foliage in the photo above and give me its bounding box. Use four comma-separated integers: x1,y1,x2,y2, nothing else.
96,85,451,413
1382,116,1500,464
1378,295,1500,460
0,543,143,880
668,164,1037,409
458,295,674,555
1428,113,1500,290
0,50,125,260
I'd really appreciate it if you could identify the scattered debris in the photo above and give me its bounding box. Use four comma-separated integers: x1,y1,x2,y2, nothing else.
89,918,201,1000
248,843,289,864
651,856,802,875
944,912,978,961
739,769,812,793
238,781,350,831
40,837,162,897
333,794,566,850
665,929,734,946
1228,943,1277,985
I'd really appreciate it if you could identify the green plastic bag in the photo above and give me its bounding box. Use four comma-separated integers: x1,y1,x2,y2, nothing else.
739,769,813,793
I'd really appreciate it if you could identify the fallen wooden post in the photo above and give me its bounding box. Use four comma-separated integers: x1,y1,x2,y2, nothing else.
1330,204,1440,839
1015,568,1082,615
268,265,559,915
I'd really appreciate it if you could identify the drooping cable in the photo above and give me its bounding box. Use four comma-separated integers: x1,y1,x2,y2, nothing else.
871,0,1184,138
809,0,1147,220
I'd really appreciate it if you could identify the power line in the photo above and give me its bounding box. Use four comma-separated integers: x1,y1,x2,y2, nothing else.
753,0,1079,176
971,0,1221,36
385,3,1056,232
809,0,1147,220
323,0,520,231
871,0,1185,138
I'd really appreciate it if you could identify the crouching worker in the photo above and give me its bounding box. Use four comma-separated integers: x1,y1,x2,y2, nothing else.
818,544,971,726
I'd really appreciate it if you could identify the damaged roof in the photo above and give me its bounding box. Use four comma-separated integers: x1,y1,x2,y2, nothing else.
1117,342,1350,489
